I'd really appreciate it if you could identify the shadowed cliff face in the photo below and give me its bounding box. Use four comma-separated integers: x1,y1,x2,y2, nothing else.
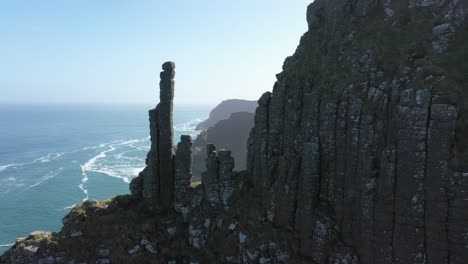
192,112,255,181
247,0,468,263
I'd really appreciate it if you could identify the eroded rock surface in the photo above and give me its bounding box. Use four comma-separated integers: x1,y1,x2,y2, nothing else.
246,0,468,263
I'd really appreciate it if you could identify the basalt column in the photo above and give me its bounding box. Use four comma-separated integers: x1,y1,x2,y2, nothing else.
175,135,193,215
218,150,235,210
158,61,176,209
202,144,220,207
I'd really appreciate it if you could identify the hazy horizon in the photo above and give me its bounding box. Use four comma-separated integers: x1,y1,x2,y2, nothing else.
0,0,312,105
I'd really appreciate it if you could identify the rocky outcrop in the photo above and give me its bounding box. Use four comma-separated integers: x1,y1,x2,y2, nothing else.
195,99,257,130
199,145,236,210
246,0,468,263
192,111,254,180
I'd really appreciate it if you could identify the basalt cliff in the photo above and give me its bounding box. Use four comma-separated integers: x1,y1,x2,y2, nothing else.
2,0,468,263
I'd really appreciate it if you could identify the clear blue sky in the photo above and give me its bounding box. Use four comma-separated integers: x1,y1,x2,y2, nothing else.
0,0,312,105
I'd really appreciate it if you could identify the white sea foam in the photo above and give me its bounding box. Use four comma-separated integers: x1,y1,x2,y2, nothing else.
87,163,144,183
82,142,109,151
63,204,77,210
23,168,63,191
115,151,143,161
174,118,206,131
92,167,131,183
79,168,90,201
0,163,20,172
32,152,62,163
0,152,63,173
0,243,14,247
128,143,149,151
112,139,142,146
115,151,130,159
79,145,117,199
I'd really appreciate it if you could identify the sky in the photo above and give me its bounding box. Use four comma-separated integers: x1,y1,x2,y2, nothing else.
0,0,312,105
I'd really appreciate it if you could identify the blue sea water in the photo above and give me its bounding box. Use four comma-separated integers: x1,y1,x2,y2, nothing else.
0,103,210,254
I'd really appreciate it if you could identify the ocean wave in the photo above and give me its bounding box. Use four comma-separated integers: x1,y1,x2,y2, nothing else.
114,151,145,161
174,118,206,132
113,138,146,146
0,176,25,194
81,139,143,152
0,243,14,247
128,142,149,151
82,143,107,151
63,204,76,210
33,153,62,163
114,151,129,159
0,152,63,173
0,164,17,172
91,168,131,183
23,168,63,191
79,145,118,200
89,165,144,183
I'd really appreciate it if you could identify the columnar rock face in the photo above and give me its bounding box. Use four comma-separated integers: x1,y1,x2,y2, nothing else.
130,61,176,210
174,135,193,215
200,144,236,209
246,0,468,263
218,150,235,210
247,92,271,189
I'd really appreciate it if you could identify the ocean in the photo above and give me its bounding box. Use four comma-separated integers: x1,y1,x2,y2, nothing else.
0,103,211,254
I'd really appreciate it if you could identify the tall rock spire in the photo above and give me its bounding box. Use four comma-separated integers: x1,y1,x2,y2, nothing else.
158,61,176,209
130,61,176,210
130,61,238,215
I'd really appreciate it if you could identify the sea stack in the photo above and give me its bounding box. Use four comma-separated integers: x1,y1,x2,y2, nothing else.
130,61,176,210
158,61,176,209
